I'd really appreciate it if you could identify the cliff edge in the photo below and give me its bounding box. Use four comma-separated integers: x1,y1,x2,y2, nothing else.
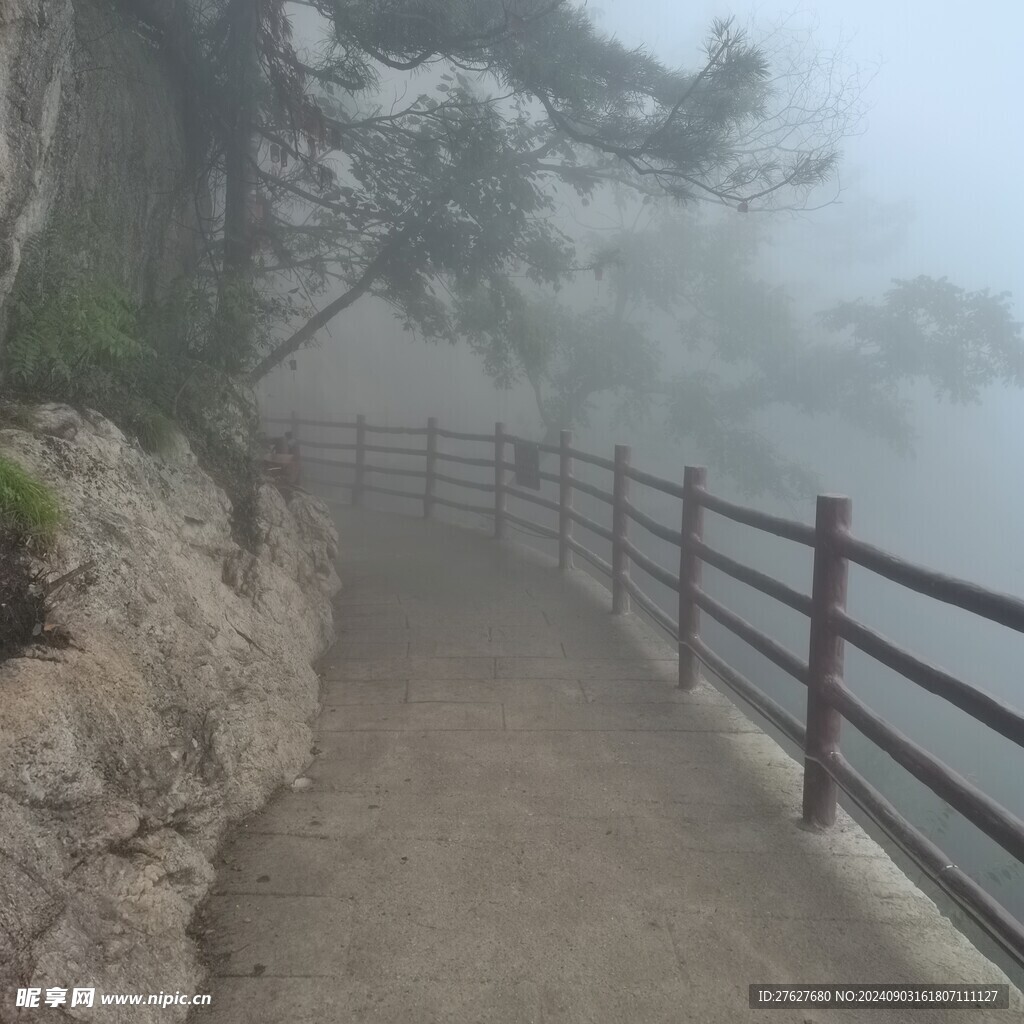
0,403,339,1019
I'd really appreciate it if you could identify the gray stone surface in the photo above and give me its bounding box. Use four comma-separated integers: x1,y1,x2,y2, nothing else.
199,507,1022,1022
0,407,339,1022
0,0,202,344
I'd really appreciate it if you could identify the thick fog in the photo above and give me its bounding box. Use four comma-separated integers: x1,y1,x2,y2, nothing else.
261,0,1023,970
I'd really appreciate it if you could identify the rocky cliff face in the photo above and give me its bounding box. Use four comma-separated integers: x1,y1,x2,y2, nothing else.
0,0,199,337
0,404,340,1020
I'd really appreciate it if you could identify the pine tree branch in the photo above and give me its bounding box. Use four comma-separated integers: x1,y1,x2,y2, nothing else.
248,195,448,381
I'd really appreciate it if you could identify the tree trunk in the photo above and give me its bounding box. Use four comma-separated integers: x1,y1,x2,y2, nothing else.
248,198,446,383
217,0,260,370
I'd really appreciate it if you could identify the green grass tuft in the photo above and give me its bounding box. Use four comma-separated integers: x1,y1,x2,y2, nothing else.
131,406,178,454
0,456,61,546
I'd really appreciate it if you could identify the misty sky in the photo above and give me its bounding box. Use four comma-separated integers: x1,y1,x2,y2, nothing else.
594,1,1023,302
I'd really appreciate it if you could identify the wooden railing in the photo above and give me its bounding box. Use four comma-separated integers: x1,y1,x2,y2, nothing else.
266,412,1024,966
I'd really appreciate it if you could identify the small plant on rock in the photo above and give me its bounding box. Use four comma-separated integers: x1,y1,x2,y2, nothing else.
0,456,61,549
0,456,60,657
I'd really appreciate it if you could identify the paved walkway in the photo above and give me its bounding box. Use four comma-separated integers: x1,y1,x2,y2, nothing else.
200,507,1018,1022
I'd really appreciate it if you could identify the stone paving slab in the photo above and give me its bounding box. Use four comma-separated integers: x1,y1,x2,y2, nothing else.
332,639,412,659
502,700,761,732
198,506,1021,1023
578,675,720,702
334,603,409,621
205,893,354,977
318,701,505,732
338,626,490,642
407,636,568,657
334,591,403,606
401,604,551,626
495,656,678,680
406,677,585,704
326,655,497,680
239,790,380,839
321,679,410,705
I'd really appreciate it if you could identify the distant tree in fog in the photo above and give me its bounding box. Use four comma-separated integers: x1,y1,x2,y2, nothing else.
819,277,1024,405
460,205,1024,498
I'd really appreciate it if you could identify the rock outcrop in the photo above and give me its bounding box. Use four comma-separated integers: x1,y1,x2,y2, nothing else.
0,0,199,339
0,404,339,1020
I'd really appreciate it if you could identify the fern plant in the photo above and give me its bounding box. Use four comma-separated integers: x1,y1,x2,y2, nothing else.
6,281,151,393
3,220,267,543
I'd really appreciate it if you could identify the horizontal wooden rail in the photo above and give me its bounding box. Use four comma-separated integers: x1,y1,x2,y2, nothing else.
822,676,1024,864
299,439,359,451
566,447,616,472
434,452,495,468
824,751,1024,965
622,498,683,545
693,586,809,686
835,611,1024,748
436,428,494,442
691,537,813,616
567,475,614,504
363,463,426,479
361,443,426,456
362,483,422,501
566,508,615,544
432,495,493,516
433,471,494,492
689,634,807,749
566,536,612,577
505,434,561,456
504,511,559,539
623,464,686,500
622,576,678,637
621,536,680,592
274,409,1024,965
696,487,816,546
505,487,562,513
838,534,1024,634
363,424,428,435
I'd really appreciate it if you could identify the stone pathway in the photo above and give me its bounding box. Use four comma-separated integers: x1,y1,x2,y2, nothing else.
198,506,1019,1022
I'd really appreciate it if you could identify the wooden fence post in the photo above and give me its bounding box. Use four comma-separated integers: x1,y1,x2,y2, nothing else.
423,416,438,519
493,422,506,539
611,444,631,614
678,465,706,690
802,493,852,828
353,414,366,506
289,411,302,486
558,429,574,570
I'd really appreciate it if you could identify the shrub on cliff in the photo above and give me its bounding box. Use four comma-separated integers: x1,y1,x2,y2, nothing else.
0,455,61,547
1,210,271,548
0,455,59,656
